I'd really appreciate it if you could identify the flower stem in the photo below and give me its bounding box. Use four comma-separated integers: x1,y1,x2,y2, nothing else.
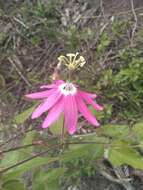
68,70,73,81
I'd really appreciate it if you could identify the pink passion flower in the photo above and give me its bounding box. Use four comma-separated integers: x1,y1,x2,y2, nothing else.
25,80,103,135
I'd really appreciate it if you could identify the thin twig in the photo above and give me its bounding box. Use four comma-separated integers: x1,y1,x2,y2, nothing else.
98,162,134,190
112,166,135,190
8,57,31,87
99,170,131,183
100,0,105,19
80,6,143,19
99,49,113,68
1,140,143,155
0,143,34,154
0,139,53,154
130,0,138,45
13,17,29,29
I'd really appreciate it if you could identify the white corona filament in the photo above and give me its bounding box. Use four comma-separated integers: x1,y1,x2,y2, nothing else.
59,83,77,96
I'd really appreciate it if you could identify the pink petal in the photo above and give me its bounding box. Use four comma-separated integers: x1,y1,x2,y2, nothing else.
54,80,65,85
79,90,97,98
40,80,65,89
25,89,54,99
79,91,103,111
42,98,64,128
40,84,56,89
32,90,62,119
76,95,100,127
64,95,78,135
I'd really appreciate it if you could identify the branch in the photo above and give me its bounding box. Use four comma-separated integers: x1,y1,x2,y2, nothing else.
8,57,31,87
81,6,143,19
0,144,61,174
0,139,142,175
130,0,138,45
0,143,34,154
1,140,143,155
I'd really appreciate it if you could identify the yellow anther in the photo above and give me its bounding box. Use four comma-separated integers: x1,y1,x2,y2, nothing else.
58,53,86,71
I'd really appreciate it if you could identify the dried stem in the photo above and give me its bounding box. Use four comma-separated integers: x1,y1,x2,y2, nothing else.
130,0,138,45
81,6,143,19
8,57,31,87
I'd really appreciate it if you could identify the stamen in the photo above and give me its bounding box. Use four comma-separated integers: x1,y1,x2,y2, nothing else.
58,53,86,71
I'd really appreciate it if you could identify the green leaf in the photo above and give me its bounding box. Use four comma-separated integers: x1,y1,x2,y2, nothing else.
97,124,129,138
0,151,20,169
2,179,25,190
89,104,112,122
4,156,57,180
97,32,110,54
0,131,38,169
50,114,64,135
14,103,38,124
61,143,104,163
22,131,37,145
33,168,64,190
108,140,143,169
71,132,109,144
89,106,104,120
19,130,38,160
132,121,143,142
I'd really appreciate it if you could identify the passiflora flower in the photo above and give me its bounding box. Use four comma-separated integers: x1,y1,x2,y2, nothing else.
25,80,103,135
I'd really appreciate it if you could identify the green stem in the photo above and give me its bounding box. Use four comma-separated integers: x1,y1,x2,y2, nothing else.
0,140,142,174
68,69,73,81
0,144,61,174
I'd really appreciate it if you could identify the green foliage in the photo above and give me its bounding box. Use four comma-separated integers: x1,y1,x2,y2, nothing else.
50,114,64,135
0,151,20,169
90,104,112,124
1,121,143,189
65,25,94,49
97,46,143,121
61,143,104,187
19,0,61,43
19,130,38,160
3,156,58,181
32,0,48,18
97,32,111,56
111,20,125,38
62,143,104,162
14,104,38,124
1,2,143,189
33,168,65,190
2,179,25,190
97,124,129,139
108,140,143,169
132,121,143,144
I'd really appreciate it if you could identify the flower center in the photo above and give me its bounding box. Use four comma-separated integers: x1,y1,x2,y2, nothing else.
58,82,77,96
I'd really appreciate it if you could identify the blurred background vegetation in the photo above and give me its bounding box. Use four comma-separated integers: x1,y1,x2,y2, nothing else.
1,0,143,190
